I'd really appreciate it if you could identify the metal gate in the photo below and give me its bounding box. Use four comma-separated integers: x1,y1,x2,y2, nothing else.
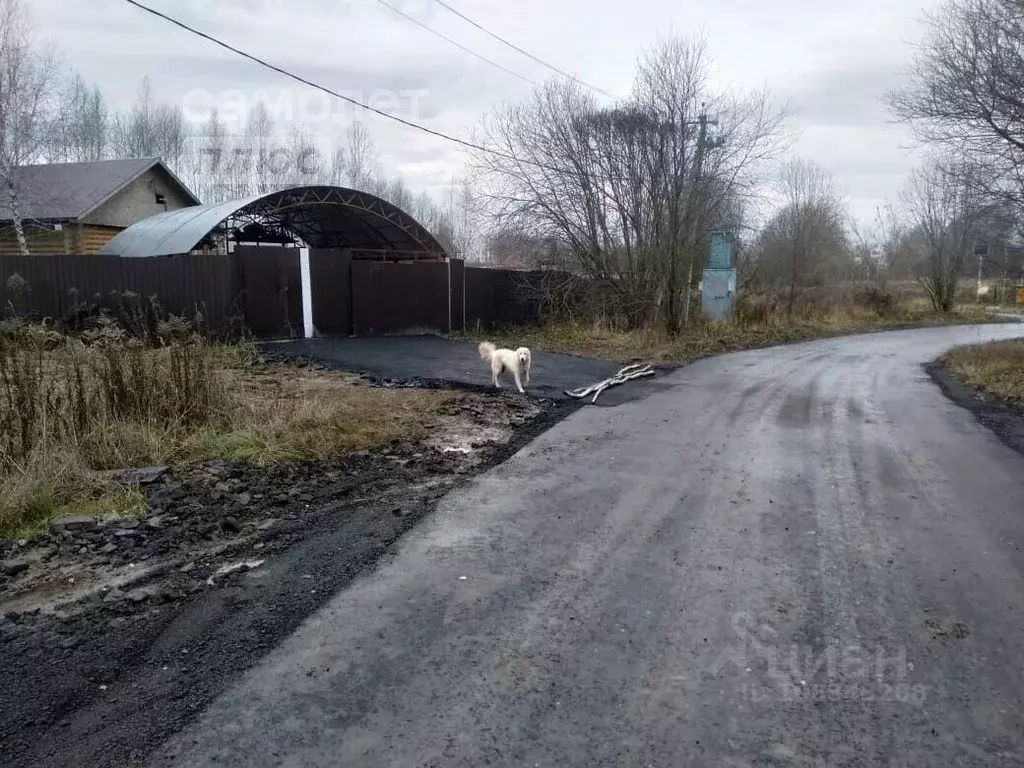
235,245,302,338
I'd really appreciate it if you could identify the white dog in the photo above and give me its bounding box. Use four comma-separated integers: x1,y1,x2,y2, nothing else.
478,341,531,393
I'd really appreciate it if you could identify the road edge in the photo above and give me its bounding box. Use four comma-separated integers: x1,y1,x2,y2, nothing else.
925,359,1024,461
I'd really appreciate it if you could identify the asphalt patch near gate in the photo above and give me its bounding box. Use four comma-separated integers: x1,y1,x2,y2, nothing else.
264,335,676,406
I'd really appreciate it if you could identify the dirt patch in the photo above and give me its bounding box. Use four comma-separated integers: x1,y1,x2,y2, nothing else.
0,386,574,768
926,360,1024,460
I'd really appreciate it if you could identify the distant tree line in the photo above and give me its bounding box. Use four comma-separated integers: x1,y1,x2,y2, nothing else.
4,0,1023,318
0,0,479,258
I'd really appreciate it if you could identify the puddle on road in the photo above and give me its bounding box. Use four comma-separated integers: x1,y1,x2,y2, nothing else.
426,423,512,456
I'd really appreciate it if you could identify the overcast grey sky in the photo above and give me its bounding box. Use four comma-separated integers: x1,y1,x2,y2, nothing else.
34,0,938,225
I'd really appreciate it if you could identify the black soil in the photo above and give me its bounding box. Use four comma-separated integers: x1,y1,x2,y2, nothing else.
0,391,579,768
926,360,1024,460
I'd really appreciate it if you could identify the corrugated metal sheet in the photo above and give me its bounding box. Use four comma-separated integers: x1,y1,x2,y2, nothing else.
98,194,266,257
98,186,448,259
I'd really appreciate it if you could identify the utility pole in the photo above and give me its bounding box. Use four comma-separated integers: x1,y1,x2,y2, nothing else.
975,243,988,304
682,106,723,328
977,250,983,303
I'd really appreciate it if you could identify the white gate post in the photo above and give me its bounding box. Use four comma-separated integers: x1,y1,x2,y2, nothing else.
299,247,314,339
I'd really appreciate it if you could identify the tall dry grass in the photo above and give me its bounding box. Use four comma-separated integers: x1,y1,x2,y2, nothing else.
0,314,453,538
0,315,228,536
458,283,1008,364
942,338,1024,402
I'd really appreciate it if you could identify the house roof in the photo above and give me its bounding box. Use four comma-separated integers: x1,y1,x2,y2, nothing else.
0,157,201,223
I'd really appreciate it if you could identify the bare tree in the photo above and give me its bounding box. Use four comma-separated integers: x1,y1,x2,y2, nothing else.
900,154,1002,311
0,0,60,253
47,71,107,162
341,120,380,189
484,228,563,268
756,157,851,315
281,125,325,187
884,0,1024,206
443,175,481,259
110,76,190,170
471,35,789,330
242,102,301,195
180,108,229,202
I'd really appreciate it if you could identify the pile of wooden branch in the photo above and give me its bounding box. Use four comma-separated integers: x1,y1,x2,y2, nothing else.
564,362,656,403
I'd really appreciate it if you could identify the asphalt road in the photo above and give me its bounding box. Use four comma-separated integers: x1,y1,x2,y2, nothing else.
153,324,1024,767
266,335,676,405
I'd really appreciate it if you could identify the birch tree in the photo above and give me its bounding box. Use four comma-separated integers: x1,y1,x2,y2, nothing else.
0,0,60,254
47,72,107,162
110,76,190,169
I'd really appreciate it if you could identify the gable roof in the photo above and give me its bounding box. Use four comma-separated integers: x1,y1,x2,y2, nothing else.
0,157,201,223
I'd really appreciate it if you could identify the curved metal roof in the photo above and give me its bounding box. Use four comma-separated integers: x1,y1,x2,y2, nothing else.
97,185,448,258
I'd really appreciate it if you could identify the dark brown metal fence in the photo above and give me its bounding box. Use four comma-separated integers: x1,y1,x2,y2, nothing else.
309,248,353,335
0,251,573,338
0,253,241,332
351,260,450,335
234,246,302,337
464,266,548,331
448,258,464,333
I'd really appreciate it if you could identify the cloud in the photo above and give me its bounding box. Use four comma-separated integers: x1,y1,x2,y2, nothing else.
777,66,910,130
32,0,942,225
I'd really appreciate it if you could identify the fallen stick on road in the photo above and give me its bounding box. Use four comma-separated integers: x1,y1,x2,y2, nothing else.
565,363,656,403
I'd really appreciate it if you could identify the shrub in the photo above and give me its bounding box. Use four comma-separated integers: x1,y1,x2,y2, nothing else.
733,293,778,327
853,284,896,316
0,313,226,474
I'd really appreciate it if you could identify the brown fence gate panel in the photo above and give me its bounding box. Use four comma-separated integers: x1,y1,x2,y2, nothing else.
449,258,465,332
351,261,450,335
0,253,243,334
308,248,353,335
235,245,302,338
464,266,547,331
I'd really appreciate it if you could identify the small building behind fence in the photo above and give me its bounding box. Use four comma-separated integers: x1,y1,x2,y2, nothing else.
0,158,200,256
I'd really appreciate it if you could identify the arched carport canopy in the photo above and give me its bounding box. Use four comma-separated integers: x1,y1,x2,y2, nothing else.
97,185,448,259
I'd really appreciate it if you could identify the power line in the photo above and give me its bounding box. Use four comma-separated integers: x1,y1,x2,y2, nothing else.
375,0,540,88
427,0,618,99
123,0,559,172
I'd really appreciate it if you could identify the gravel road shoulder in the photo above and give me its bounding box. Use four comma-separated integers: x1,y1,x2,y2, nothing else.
926,360,1024,459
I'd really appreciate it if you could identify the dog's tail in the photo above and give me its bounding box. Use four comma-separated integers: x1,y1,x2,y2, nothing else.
478,341,496,362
